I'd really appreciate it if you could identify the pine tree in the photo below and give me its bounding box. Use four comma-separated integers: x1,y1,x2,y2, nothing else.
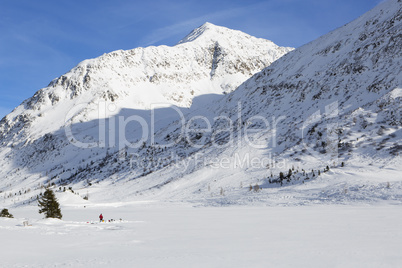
38,189,62,219
279,172,285,186
0,208,13,218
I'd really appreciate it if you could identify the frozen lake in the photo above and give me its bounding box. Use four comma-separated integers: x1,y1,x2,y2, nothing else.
1,203,401,267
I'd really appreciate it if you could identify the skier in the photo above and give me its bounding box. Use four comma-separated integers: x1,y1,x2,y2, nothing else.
99,213,103,222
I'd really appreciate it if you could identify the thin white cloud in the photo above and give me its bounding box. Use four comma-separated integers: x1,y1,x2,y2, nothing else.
0,19,76,67
139,3,266,46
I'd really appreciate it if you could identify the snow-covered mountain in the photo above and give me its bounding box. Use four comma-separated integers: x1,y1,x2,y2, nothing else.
0,22,291,141
0,23,292,201
0,0,401,207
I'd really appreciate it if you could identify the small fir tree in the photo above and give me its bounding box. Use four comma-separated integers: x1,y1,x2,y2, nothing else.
0,208,13,218
38,189,62,219
288,169,292,178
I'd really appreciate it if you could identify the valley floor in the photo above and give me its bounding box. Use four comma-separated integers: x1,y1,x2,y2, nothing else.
1,202,401,268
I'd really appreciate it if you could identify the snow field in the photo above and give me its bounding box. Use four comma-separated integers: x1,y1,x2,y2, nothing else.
1,203,402,267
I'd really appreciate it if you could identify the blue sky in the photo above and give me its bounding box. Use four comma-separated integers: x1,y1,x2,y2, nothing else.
0,0,381,118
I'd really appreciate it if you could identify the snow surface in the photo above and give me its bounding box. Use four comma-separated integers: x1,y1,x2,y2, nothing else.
1,199,402,268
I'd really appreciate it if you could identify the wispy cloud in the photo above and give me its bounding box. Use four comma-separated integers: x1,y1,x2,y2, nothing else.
0,16,75,66
139,3,265,46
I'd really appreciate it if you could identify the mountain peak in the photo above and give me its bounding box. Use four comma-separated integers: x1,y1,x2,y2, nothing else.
176,22,250,45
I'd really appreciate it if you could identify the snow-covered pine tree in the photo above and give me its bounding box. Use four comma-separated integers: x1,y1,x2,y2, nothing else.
38,189,62,219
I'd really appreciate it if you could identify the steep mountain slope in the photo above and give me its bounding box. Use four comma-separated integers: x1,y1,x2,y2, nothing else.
213,0,402,159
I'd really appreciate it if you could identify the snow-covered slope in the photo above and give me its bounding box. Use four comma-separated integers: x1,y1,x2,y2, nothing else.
0,0,401,207
213,0,402,160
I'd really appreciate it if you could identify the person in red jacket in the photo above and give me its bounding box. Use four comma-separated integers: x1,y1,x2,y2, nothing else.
99,213,103,222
